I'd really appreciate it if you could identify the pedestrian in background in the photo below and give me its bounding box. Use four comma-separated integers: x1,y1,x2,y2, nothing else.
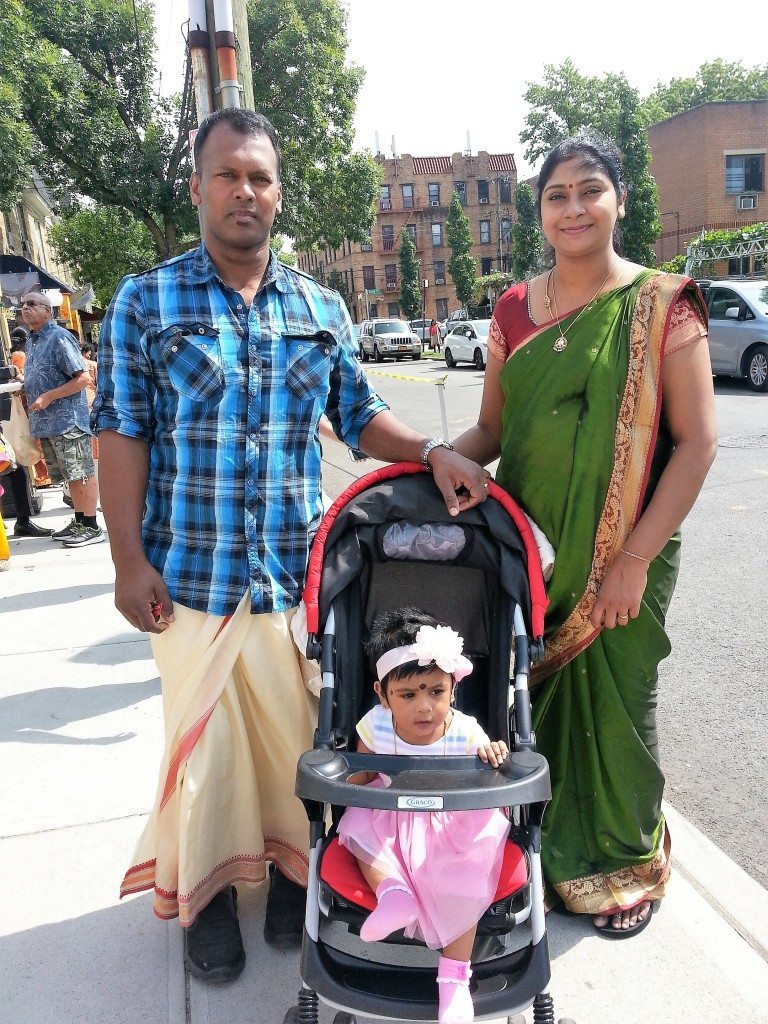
20,292,103,547
94,107,487,986
10,326,51,487
429,317,441,352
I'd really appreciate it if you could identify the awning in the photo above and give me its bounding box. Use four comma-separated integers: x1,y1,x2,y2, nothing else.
0,253,74,303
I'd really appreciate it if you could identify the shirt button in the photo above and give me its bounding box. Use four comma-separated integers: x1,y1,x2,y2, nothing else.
237,304,243,310
171,345,178,352
198,327,205,334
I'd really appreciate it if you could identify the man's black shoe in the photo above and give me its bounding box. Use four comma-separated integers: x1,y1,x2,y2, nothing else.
183,886,245,983
13,520,55,538
263,864,306,950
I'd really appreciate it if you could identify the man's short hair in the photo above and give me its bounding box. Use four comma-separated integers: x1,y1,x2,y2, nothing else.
21,291,52,310
193,109,282,179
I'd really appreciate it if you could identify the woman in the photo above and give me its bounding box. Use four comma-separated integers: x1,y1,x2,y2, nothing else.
452,132,717,938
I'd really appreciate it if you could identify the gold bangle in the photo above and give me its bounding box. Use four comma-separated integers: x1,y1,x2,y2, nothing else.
620,547,650,565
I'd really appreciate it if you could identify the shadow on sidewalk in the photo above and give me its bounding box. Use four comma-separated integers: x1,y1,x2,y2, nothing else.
0,894,174,1024
0,678,160,745
1,581,116,612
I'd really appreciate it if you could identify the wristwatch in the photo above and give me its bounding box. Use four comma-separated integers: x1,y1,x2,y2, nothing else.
420,436,455,469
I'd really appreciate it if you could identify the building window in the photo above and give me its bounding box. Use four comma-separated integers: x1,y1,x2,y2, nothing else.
500,217,511,244
380,184,392,210
480,257,492,275
434,260,446,285
479,220,491,244
363,265,375,290
498,177,512,204
454,181,467,206
361,238,372,252
725,154,764,194
388,302,400,317
406,224,417,245
431,223,442,247
385,264,398,290
382,224,395,252
428,182,441,207
402,183,414,210
477,179,489,204
370,303,378,317
436,298,448,320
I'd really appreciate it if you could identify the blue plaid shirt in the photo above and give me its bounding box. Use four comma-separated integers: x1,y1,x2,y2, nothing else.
93,244,387,616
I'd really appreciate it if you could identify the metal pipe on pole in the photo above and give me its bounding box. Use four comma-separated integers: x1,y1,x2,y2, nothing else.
212,0,241,109
187,0,214,124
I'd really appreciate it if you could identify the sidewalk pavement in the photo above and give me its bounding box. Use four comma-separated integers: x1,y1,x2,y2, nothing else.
2,485,767,1024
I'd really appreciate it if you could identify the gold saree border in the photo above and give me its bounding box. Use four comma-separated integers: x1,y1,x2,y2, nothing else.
532,273,685,682
552,820,671,915
120,836,310,925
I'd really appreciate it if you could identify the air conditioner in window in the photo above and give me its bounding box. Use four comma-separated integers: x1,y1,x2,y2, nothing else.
430,200,439,207
479,197,489,204
738,194,757,210
386,281,398,290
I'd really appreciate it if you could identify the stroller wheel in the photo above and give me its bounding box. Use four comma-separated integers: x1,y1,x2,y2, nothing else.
332,1015,357,1024
281,1010,297,1024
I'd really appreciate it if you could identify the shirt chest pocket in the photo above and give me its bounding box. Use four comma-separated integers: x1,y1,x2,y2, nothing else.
159,322,224,401
284,329,336,403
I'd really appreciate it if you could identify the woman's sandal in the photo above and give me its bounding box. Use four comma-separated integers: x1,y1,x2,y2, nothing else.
592,900,658,939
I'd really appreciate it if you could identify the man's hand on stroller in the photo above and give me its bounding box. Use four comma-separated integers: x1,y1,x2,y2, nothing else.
428,448,490,516
477,740,508,768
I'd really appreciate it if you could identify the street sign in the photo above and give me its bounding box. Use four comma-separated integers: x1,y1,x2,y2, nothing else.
366,288,381,296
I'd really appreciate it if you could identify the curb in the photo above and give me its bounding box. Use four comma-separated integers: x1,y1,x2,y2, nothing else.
663,801,768,961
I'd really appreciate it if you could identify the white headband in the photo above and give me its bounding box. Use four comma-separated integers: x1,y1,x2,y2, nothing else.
376,624,473,683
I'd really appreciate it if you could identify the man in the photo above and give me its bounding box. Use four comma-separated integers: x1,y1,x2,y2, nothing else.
93,108,487,985
20,293,103,547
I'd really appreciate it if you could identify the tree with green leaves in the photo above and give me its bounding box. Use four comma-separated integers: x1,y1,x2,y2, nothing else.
613,79,660,267
521,60,659,265
248,0,380,250
0,0,379,268
446,191,476,310
641,60,768,124
510,183,543,281
49,205,156,307
398,231,421,321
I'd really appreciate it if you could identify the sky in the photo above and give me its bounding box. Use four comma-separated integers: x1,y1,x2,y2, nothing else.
154,0,767,178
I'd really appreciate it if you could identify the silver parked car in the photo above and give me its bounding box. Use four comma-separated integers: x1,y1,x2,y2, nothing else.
359,319,422,362
443,320,492,370
704,280,768,391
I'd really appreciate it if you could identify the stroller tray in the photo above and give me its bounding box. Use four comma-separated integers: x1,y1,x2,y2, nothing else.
296,748,551,811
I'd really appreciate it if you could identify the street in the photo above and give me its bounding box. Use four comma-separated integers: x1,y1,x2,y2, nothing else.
323,358,768,889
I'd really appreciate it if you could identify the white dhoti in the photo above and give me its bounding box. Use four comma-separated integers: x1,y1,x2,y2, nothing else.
120,593,318,926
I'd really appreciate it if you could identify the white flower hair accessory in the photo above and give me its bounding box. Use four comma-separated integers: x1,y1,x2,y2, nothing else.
376,624,473,682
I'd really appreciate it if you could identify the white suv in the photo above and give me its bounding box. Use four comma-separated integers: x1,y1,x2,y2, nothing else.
359,319,422,362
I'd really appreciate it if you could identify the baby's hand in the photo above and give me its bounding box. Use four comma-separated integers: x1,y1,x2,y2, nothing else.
477,741,508,768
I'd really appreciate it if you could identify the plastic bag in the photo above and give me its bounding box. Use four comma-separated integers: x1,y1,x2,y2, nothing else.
4,395,39,467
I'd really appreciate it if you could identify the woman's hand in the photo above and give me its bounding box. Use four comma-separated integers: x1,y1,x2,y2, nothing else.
428,447,489,516
477,740,508,767
590,551,648,629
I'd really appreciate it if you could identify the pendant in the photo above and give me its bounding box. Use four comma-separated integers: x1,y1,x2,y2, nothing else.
553,336,568,353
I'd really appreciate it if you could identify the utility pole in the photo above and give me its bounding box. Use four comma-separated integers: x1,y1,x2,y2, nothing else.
231,0,254,110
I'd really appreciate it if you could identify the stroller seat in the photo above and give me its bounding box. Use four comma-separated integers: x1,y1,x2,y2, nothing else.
319,834,530,919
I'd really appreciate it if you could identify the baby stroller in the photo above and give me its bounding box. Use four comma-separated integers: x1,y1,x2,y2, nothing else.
285,463,563,1024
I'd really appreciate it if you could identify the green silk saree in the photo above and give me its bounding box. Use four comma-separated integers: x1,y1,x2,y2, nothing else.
495,270,703,913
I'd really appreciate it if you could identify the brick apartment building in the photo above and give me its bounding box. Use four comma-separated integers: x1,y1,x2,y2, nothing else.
295,150,517,324
648,100,768,268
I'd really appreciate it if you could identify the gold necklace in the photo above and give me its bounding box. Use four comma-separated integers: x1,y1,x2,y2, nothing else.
392,715,449,755
544,263,619,353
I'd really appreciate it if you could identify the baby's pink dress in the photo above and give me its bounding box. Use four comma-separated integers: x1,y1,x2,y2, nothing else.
337,705,511,949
